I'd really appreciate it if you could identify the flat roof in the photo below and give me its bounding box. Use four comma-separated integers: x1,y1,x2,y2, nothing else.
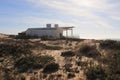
28,28,57,30
27,26,74,30
60,26,74,29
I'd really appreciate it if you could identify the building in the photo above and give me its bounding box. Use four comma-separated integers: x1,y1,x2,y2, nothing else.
24,24,74,39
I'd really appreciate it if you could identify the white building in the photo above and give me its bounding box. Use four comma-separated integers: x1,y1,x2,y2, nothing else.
25,24,74,39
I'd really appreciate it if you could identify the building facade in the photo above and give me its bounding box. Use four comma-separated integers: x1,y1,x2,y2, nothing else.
25,24,74,39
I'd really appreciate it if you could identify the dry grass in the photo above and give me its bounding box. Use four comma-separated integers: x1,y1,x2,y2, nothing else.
1,35,119,80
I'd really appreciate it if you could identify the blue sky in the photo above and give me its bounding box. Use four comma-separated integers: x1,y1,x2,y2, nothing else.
0,0,120,39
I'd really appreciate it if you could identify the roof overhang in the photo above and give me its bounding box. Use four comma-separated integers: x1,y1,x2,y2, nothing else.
60,26,74,30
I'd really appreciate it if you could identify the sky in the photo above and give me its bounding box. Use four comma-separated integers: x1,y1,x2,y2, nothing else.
0,0,120,39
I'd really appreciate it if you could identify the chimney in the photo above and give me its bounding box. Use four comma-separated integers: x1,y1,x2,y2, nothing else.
46,24,51,28
54,24,59,28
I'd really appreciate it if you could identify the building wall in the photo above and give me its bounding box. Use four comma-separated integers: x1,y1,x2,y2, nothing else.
26,28,63,38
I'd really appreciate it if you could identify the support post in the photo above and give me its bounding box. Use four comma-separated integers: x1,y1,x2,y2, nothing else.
66,29,68,37
71,29,73,37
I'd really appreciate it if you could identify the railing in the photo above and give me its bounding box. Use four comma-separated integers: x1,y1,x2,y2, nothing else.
64,35,80,39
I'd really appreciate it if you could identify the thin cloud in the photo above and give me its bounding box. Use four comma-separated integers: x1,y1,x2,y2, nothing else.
26,0,120,28
0,16,75,27
21,16,75,26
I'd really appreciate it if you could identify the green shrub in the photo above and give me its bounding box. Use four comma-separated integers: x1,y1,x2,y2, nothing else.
67,73,75,79
76,61,81,66
16,34,39,39
0,43,31,57
37,55,55,66
61,51,75,57
38,43,62,50
79,45,93,53
105,50,120,80
48,74,55,80
44,45,62,50
99,40,120,80
45,46,62,50
43,63,59,73
76,61,88,69
14,56,42,73
85,65,106,80
100,40,120,50
40,35,49,40
21,76,25,80
79,45,100,58
43,74,47,79
57,74,62,78
106,74,120,80
15,55,55,73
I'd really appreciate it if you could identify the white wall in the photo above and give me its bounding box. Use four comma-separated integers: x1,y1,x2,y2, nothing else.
26,28,63,38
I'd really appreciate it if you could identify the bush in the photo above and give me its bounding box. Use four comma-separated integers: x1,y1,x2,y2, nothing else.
99,41,120,80
21,76,25,80
0,43,31,57
40,35,49,40
14,56,42,73
42,74,47,79
106,74,120,80
38,43,62,50
57,74,62,78
76,61,88,69
44,45,63,50
76,61,81,66
43,63,59,73
85,65,106,80
15,55,55,73
16,34,39,39
105,50,120,80
100,40,120,50
80,45,93,53
67,73,75,79
79,45,100,58
37,55,55,66
61,51,75,57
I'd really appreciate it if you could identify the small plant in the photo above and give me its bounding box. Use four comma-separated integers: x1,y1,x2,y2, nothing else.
85,65,106,80
21,76,25,80
100,40,120,50
67,73,75,79
37,55,55,66
68,43,72,46
0,43,31,58
79,45,93,53
105,50,120,80
43,62,59,73
39,43,62,50
14,56,42,73
48,74,55,80
40,35,49,40
76,61,88,69
76,61,81,66
42,74,47,79
15,55,55,73
57,74,62,78
79,45,100,58
61,51,75,57
44,45,63,50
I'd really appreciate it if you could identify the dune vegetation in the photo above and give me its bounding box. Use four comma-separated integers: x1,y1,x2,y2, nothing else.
0,35,120,80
